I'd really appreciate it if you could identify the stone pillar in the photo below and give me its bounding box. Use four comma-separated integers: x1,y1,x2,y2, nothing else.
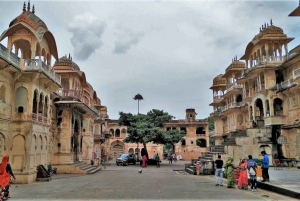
270,99,274,116
284,43,288,59
265,43,269,61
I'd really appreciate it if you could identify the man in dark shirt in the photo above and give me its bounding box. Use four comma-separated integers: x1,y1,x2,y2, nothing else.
214,155,224,186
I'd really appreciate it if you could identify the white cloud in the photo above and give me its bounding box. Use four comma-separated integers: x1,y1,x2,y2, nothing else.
68,13,106,60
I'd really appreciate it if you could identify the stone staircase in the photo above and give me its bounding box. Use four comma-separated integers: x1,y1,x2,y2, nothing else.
211,145,225,153
74,162,102,174
230,130,247,138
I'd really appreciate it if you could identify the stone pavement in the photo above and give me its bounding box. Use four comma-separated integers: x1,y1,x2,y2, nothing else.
7,160,298,201
256,167,300,199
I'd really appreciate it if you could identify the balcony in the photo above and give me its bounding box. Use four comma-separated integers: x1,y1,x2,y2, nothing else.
24,59,61,85
270,79,296,93
0,43,20,69
226,82,243,90
221,102,245,112
251,56,285,68
264,116,284,126
62,89,82,100
210,111,221,117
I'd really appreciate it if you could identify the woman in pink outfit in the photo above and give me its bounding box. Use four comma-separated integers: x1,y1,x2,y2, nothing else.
238,158,248,190
142,155,147,168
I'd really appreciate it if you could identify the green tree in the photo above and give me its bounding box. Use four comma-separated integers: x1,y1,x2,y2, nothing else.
205,117,215,146
118,109,184,159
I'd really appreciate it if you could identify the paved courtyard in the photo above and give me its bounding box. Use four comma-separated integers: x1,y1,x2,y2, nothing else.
9,160,297,201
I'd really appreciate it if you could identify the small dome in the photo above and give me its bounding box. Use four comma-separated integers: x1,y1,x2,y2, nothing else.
252,25,284,42
212,74,226,86
225,60,245,73
53,56,80,71
9,11,48,31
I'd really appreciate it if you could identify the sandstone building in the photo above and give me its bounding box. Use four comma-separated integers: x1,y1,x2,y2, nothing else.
0,2,110,183
209,20,300,165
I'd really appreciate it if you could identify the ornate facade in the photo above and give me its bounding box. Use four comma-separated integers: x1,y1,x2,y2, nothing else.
0,2,109,183
210,20,300,165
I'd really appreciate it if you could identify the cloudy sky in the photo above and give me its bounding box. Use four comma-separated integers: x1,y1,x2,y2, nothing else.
0,0,299,120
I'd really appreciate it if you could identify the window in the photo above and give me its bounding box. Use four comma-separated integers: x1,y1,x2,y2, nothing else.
18,106,24,113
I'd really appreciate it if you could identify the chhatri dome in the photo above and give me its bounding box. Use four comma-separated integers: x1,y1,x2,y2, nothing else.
0,1,58,61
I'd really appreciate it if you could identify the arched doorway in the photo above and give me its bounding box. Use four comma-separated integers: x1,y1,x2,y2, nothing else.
12,135,25,170
112,144,123,158
255,98,264,120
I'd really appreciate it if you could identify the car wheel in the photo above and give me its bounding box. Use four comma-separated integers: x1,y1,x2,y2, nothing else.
126,162,129,166
117,163,119,166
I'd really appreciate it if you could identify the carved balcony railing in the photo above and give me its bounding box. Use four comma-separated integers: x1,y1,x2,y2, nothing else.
24,59,61,85
250,56,284,68
210,111,221,117
62,89,82,100
225,83,243,94
0,43,21,69
221,102,245,112
270,79,296,93
32,113,37,121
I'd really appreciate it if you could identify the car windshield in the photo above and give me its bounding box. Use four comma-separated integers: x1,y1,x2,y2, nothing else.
120,154,128,158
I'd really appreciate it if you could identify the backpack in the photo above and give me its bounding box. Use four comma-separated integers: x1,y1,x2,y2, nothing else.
249,166,256,176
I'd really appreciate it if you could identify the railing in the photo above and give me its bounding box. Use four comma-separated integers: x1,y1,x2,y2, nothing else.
24,59,61,85
62,89,82,100
272,79,295,92
210,111,221,117
251,56,284,67
226,82,243,90
213,95,223,99
94,134,105,140
275,110,283,116
0,43,21,69
196,134,206,136
221,102,245,112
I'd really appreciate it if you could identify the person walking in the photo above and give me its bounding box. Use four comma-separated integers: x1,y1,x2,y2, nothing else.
237,158,248,190
0,156,15,199
142,155,147,168
214,155,223,186
248,155,258,192
224,156,235,188
155,153,160,168
196,161,201,176
261,151,269,182
169,154,173,164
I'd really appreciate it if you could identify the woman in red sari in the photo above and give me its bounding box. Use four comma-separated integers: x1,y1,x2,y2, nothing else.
238,158,248,190
0,156,10,199
142,155,147,168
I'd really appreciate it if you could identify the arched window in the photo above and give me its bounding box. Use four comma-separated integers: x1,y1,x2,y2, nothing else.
196,127,205,135
110,129,115,136
32,90,38,113
196,139,206,147
115,129,120,137
44,96,48,117
15,87,28,112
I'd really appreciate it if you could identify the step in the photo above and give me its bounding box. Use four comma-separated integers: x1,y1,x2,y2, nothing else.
78,164,90,169
185,168,195,175
88,166,102,174
80,165,94,171
74,162,84,167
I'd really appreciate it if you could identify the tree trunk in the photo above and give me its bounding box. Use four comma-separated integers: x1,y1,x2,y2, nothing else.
143,142,149,159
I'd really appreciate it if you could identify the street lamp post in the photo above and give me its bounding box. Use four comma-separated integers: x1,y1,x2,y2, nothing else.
133,93,143,160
